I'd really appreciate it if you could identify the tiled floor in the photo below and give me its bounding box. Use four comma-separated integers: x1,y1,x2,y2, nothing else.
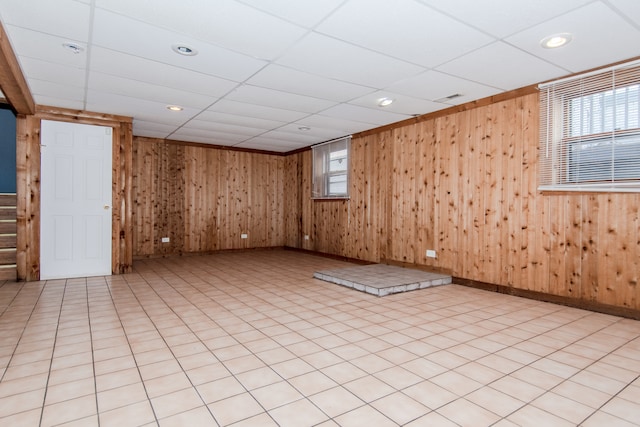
314,264,452,296
1,250,639,427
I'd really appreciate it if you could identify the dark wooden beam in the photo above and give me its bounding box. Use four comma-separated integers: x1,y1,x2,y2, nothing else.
0,21,35,114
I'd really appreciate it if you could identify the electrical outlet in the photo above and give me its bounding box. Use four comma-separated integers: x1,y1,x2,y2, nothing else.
161,237,170,243
426,249,436,258
241,233,248,239
304,235,310,240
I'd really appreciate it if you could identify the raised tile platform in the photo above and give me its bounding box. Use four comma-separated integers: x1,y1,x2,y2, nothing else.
313,263,452,297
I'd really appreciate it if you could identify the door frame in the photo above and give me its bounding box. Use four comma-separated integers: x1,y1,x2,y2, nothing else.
15,107,134,281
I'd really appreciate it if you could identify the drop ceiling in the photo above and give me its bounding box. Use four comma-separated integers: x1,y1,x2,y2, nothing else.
0,0,639,153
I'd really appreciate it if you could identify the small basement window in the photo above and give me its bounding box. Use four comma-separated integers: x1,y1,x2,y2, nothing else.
312,136,351,199
539,59,640,192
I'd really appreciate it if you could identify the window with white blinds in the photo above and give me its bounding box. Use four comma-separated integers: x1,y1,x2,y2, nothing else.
312,136,351,199
539,59,640,192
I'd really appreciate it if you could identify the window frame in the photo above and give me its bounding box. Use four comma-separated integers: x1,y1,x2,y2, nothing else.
311,136,351,200
538,59,640,193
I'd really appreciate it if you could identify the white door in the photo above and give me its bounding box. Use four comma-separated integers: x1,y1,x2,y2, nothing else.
40,120,112,279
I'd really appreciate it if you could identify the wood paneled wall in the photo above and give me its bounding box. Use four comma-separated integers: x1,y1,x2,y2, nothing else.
16,107,133,281
132,137,285,256
284,92,640,310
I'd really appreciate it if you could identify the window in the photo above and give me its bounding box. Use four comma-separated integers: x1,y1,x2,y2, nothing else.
312,136,350,199
539,59,640,192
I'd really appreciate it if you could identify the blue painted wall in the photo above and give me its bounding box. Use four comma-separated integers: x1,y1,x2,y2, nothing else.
0,105,17,193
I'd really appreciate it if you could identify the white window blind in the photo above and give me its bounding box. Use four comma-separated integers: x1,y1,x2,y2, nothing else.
312,136,350,199
539,59,640,192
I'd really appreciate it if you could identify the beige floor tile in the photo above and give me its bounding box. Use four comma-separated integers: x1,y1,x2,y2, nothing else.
403,380,458,410
251,381,303,410
334,405,397,427
228,412,278,427
506,404,576,427
374,365,423,389
308,386,364,418
185,362,231,386
144,371,192,398
271,358,315,379
41,394,97,427
0,372,48,398
602,397,640,424
208,392,264,426
581,410,639,427
490,376,546,402
45,377,95,405
2,251,640,427
235,366,282,390
551,380,611,409
370,391,430,425
437,398,501,427
197,376,246,403
99,400,156,427
158,406,214,427
343,375,395,402
429,370,483,396
405,411,459,426
268,398,328,427
466,386,525,417
0,408,41,427
287,370,338,396
151,387,204,419
0,387,46,418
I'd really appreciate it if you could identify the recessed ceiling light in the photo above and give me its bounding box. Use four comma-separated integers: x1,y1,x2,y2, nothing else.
298,126,311,131
377,97,394,107
62,42,84,54
166,105,183,112
540,33,572,49
171,44,198,56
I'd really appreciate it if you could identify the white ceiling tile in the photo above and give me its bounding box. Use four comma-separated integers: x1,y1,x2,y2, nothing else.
95,0,307,60
0,0,91,41
133,129,173,139
86,91,198,124
194,110,286,130
236,0,345,28
133,120,176,134
28,79,84,103
206,99,308,122
167,131,239,146
1,0,637,153
348,91,446,116
418,0,593,38
436,42,567,91
92,9,267,82
19,57,85,88
256,130,322,144
234,137,308,152
32,96,84,111
90,47,238,98
276,124,347,141
88,72,218,109
319,104,410,126
276,32,426,88
184,119,267,137
609,0,640,26
169,127,250,143
505,2,640,73
227,85,335,114
317,0,494,68
295,115,374,134
246,64,374,102
387,70,502,104
6,26,87,69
